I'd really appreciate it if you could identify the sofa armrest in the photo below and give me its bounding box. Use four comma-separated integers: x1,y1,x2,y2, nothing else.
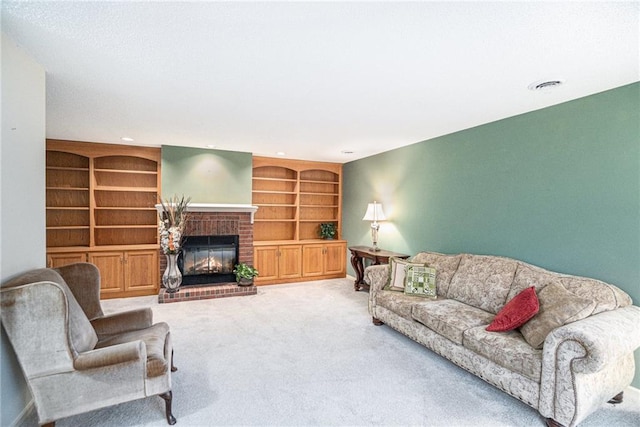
543,305,640,374
539,305,640,425
92,308,153,338
364,265,389,293
74,341,146,370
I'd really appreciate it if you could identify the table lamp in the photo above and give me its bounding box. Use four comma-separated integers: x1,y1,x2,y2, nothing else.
363,201,386,251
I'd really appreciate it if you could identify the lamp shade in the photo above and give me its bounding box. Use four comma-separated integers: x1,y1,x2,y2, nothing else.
362,202,386,222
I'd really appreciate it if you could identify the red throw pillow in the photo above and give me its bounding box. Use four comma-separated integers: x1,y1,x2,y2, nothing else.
486,286,539,332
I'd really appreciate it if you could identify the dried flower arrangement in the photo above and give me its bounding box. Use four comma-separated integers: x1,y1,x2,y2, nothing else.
158,195,191,254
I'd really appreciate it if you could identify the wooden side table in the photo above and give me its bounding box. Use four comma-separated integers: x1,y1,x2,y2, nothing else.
348,246,410,291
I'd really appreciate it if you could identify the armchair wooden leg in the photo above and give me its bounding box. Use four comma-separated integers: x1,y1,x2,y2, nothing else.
159,391,176,425
171,350,177,372
608,391,624,404
42,423,55,427
545,418,565,427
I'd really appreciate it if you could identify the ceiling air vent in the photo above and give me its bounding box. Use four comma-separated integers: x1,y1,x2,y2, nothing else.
528,79,564,91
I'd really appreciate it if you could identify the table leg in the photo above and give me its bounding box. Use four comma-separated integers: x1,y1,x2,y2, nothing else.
350,252,365,291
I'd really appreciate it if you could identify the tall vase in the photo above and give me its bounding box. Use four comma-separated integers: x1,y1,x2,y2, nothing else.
163,253,182,293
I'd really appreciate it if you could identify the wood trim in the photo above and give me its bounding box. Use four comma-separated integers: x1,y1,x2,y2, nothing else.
46,139,161,162
253,155,342,174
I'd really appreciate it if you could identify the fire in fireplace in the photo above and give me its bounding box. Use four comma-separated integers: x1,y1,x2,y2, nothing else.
178,235,239,285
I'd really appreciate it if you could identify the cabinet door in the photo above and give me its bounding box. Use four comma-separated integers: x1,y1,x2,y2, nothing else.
124,250,158,293
254,246,279,282
279,245,302,279
324,243,346,275
302,244,325,277
47,252,87,268
89,252,124,296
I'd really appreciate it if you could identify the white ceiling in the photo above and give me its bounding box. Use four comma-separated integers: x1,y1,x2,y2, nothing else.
2,1,639,163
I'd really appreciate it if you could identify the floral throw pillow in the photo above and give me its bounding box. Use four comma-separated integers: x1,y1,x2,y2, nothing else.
385,257,426,292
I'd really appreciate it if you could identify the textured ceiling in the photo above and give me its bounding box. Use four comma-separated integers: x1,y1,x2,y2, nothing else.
2,1,638,163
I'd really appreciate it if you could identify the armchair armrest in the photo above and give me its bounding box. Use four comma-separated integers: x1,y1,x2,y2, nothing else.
92,308,153,338
543,305,640,374
364,265,389,293
74,340,146,370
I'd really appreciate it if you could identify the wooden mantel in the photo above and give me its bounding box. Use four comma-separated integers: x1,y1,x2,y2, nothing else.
155,203,259,223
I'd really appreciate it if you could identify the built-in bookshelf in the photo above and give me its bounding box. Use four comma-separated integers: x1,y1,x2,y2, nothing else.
252,157,342,242
252,156,345,285
46,140,161,298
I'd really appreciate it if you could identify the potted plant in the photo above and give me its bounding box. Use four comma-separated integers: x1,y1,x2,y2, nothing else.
233,263,259,286
319,222,337,240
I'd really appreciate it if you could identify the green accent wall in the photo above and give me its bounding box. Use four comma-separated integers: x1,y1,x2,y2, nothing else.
161,145,253,203
343,82,640,387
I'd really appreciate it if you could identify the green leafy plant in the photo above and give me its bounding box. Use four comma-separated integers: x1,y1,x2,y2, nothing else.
233,263,259,281
319,222,337,239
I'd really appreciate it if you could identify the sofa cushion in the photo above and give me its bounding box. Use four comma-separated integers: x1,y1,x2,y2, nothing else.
412,299,494,345
410,252,462,296
558,276,632,315
2,268,98,355
520,281,596,349
447,254,518,314
386,257,426,292
96,322,170,377
486,286,539,332
508,263,632,316
463,326,542,382
376,290,441,320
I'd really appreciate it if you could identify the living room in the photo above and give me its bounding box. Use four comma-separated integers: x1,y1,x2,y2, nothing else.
2,2,639,426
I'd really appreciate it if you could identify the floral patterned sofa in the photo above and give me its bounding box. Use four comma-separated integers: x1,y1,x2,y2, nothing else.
364,251,640,427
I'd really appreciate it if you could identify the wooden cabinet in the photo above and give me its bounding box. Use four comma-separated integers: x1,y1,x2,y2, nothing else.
251,156,346,285
47,252,87,268
254,243,302,284
302,242,346,277
46,140,161,298
89,251,125,295
89,250,158,298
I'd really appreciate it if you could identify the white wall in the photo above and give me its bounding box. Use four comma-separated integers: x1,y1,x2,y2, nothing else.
1,33,46,426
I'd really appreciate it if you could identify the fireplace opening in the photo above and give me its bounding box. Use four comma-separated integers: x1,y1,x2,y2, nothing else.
178,235,239,285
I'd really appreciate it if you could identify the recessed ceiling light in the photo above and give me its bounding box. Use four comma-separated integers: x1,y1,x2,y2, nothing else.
121,137,134,142
276,151,286,156
528,79,564,91
341,150,354,154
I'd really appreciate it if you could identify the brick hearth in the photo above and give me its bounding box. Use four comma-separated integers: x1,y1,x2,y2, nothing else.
158,283,257,303
158,205,256,303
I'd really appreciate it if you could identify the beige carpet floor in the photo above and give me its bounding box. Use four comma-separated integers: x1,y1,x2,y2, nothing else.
20,278,640,426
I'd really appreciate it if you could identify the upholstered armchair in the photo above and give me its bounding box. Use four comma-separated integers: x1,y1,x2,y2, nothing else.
0,263,176,426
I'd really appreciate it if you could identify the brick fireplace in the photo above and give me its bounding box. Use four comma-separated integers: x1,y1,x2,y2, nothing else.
157,204,258,303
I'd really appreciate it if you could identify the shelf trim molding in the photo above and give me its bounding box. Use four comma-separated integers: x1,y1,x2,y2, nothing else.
155,203,259,223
